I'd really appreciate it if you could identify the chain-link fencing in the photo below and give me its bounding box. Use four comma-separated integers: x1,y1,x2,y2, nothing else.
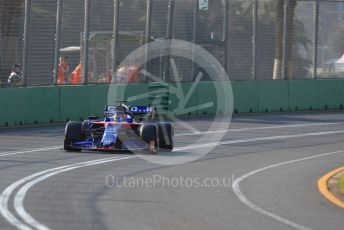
1,0,344,87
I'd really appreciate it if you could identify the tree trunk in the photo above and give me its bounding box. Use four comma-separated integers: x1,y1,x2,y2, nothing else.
273,0,297,80
287,0,297,79
273,0,284,80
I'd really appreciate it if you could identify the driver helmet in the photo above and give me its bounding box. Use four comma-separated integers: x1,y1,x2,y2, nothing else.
113,111,126,122
115,104,127,112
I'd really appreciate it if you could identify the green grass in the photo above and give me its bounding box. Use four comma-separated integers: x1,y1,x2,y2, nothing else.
339,174,344,194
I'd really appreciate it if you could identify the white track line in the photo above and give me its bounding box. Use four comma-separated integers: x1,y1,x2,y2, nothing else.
175,129,344,151
175,122,344,137
2,124,344,229
0,156,136,230
232,149,344,230
0,147,60,157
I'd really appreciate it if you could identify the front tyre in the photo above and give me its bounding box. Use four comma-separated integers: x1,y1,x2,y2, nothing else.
140,123,159,154
64,121,83,152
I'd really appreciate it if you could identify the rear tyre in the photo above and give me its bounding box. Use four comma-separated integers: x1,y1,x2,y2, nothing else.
64,121,83,152
140,123,159,154
156,122,173,151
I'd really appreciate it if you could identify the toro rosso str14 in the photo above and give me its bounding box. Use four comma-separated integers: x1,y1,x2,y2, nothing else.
63,102,173,153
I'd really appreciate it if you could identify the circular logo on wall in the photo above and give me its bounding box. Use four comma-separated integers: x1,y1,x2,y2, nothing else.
108,39,233,165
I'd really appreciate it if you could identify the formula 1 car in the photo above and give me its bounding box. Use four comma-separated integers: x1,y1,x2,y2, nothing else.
63,101,173,153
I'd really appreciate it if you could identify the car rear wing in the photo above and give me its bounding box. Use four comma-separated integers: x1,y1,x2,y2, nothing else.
129,106,153,114
129,106,155,121
104,105,153,113
104,105,154,119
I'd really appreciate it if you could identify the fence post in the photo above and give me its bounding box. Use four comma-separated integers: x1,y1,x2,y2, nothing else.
53,0,63,85
313,0,319,79
144,0,153,78
282,0,289,80
164,0,174,81
82,0,91,85
222,0,229,73
112,0,120,83
22,0,31,87
252,0,258,80
191,0,198,81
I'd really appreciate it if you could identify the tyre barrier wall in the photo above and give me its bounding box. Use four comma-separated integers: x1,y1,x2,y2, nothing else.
1,80,344,127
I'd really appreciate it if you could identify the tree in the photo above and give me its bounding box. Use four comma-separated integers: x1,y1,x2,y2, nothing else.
224,0,307,80
226,0,253,80
0,0,24,84
328,22,344,58
273,0,297,79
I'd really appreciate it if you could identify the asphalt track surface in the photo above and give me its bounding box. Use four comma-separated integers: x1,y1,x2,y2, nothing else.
0,112,343,230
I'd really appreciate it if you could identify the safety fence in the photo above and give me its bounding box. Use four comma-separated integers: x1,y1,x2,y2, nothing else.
1,0,344,87
1,80,344,127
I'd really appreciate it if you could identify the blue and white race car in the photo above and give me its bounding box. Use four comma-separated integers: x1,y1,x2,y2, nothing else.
63,102,173,153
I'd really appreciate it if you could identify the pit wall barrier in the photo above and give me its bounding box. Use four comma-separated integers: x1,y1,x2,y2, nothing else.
1,80,344,127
